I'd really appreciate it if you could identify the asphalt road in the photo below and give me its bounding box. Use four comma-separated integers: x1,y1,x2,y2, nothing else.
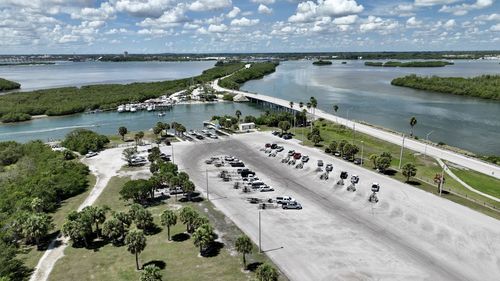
175,132,500,281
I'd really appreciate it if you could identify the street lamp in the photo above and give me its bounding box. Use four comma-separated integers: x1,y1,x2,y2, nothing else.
360,141,364,167
424,130,434,158
399,134,406,170
258,211,262,253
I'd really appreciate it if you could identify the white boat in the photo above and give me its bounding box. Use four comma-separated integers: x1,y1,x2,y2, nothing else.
125,104,131,111
117,105,125,113
130,106,137,112
147,105,153,111
158,112,165,117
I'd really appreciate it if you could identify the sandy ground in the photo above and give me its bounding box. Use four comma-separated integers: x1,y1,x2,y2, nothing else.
174,132,500,281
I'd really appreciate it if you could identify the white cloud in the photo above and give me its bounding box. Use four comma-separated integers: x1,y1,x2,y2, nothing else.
115,0,177,18
71,2,115,21
439,0,493,16
183,22,200,29
360,16,399,33
208,23,228,32
289,0,363,23
443,19,456,28
59,34,80,43
414,0,459,7
227,6,240,18
490,23,500,31
230,17,260,26
258,4,273,14
251,0,275,4
137,4,187,28
105,28,128,34
406,16,422,27
474,13,500,21
332,15,358,25
189,0,232,12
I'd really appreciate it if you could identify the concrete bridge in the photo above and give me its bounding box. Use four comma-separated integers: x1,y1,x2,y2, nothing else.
213,79,500,181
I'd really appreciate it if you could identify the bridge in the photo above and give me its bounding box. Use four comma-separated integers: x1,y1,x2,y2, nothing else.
212,79,500,181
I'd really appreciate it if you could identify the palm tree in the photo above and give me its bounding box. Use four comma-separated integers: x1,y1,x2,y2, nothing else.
125,229,147,270
179,206,199,233
140,265,162,281
118,126,128,141
160,209,177,240
102,218,127,245
22,213,52,248
409,116,417,136
402,163,417,182
82,205,109,238
181,180,195,201
235,235,253,269
256,263,279,281
235,110,242,122
192,223,216,255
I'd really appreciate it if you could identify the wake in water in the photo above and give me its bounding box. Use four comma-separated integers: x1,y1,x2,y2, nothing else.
0,124,99,136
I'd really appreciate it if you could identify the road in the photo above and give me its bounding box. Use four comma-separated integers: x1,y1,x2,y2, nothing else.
213,79,500,180
175,132,500,281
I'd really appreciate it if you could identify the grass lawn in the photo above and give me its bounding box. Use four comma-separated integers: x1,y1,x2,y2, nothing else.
260,120,500,218
49,176,285,281
17,174,97,270
451,167,500,199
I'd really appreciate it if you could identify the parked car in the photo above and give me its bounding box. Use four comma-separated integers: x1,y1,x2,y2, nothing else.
225,156,235,161
260,186,275,192
282,201,302,209
272,131,279,136
160,153,171,161
276,196,295,204
334,152,341,157
230,161,245,167
325,164,333,172
301,155,309,163
241,170,256,178
353,158,363,165
169,187,184,195
288,150,295,156
196,135,204,140
293,152,302,160
85,151,98,158
282,133,292,140
276,146,284,152
265,143,272,148
271,143,278,149
317,160,324,167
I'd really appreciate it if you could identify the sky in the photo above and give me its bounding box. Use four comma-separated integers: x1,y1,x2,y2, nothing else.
0,0,499,54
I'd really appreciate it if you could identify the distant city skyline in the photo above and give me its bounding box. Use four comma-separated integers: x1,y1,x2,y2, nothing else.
0,0,499,54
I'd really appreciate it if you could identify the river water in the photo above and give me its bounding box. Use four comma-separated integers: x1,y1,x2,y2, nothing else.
241,60,500,155
0,60,499,155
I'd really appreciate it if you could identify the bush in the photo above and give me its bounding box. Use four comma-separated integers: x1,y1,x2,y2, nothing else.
325,148,332,153
61,129,110,154
0,78,21,91
1,112,31,123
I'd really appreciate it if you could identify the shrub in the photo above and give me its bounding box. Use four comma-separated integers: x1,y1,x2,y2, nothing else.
61,129,110,154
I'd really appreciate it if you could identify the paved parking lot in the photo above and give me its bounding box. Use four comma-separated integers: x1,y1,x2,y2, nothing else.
173,132,500,281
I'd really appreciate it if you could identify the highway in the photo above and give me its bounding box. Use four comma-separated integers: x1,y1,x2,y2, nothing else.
213,79,500,180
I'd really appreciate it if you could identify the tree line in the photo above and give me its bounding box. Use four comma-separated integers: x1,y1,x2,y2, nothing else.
218,62,278,90
0,141,90,281
391,74,500,100
0,62,246,123
0,78,20,92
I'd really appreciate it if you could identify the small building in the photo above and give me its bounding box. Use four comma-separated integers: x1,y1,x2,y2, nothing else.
233,93,249,102
239,122,255,131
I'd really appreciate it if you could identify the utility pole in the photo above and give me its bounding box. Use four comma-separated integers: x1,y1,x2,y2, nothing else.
258,211,262,253
399,134,406,170
440,164,445,196
171,143,174,164
425,130,434,158
361,141,364,167
206,167,209,201
352,123,356,143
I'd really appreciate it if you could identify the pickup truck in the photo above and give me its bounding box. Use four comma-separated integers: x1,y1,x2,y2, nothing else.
276,196,295,204
282,201,302,209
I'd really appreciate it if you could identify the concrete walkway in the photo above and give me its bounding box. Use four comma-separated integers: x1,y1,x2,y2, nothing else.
213,79,500,181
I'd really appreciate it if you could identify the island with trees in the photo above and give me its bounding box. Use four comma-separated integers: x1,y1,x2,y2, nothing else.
0,77,21,91
218,61,278,90
391,74,500,100
312,60,333,66
364,61,454,67
0,61,260,123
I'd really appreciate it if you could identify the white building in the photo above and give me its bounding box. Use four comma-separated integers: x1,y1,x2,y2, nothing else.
238,122,255,131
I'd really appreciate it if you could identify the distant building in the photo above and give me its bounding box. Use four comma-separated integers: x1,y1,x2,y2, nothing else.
124,51,128,57
239,122,255,131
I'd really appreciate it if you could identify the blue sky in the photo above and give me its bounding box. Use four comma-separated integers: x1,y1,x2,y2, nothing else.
0,0,499,54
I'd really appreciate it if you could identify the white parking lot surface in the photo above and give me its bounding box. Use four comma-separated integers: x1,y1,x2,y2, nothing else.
173,132,500,281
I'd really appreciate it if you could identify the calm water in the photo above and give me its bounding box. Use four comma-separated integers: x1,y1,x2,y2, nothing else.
0,103,264,143
242,60,500,155
0,61,215,91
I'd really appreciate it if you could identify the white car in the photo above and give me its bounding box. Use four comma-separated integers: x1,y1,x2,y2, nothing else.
260,186,275,192
85,151,98,158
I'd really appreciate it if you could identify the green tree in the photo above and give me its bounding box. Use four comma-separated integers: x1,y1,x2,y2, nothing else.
235,235,253,269
120,179,152,204
402,163,418,182
311,134,322,146
102,218,127,245
160,209,177,240
369,154,378,167
135,131,145,146
22,213,52,247
192,223,216,254
125,229,147,270
129,205,154,232
328,141,338,153
376,156,392,173
278,120,291,133
30,197,44,213
62,211,93,247
410,116,417,136
140,265,163,281
82,205,109,238
118,126,128,141
256,263,279,281
235,110,242,122
123,147,137,165
179,206,199,233
181,180,196,201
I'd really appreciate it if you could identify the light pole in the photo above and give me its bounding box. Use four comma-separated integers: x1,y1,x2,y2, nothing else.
424,130,434,158
171,143,174,164
206,167,209,201
440,164,446,196
361,141,364,167
258,211,262,253
399,134,406,170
